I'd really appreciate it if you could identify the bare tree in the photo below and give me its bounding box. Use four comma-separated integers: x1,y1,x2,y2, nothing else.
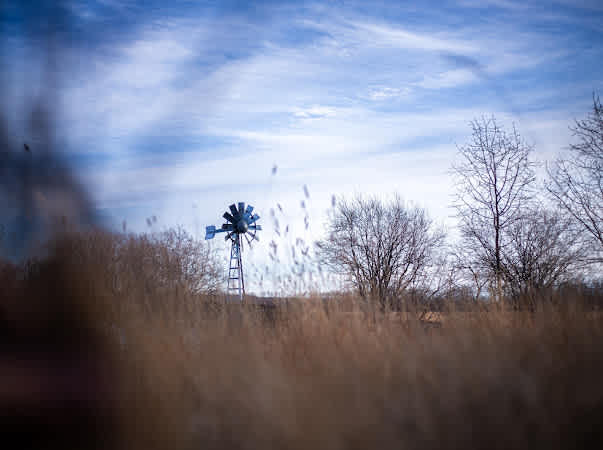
106,227,223,299
153,227,223,295
449,243,491,301
451,117,537,301
316,194,444,309
501,207,585,307
546,94,603,262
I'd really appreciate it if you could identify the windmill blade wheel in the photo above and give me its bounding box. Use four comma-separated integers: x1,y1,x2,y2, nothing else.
249,229,259,242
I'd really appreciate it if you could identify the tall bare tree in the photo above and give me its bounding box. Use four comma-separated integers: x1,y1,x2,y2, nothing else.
451,117,536,300
316,194,444,309
546,94,603,262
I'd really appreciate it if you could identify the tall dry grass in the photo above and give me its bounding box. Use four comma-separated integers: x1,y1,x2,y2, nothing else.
1,229,603,450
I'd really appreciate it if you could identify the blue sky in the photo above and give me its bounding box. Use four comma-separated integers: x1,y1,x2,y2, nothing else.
2,0,602,292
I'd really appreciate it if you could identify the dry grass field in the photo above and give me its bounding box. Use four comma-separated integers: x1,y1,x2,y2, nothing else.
2,230,603,450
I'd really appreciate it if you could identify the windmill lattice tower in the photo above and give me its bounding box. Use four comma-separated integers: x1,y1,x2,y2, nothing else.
205,202,261,301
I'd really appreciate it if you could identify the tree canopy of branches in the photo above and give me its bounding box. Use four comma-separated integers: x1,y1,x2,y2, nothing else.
69,227,223,300
501,207,584,306
546,94,603,262
316,195,444,309
150,227,222,295
451,117,536,300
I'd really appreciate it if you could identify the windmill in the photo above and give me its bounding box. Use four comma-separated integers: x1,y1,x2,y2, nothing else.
205,202,261,301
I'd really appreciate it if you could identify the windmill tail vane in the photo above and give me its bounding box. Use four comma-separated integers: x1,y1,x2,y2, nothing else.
205,202,261,301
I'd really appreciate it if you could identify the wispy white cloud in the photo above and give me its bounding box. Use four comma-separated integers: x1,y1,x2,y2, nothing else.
455,0,531,10
414,68,478,89
345,20,477,53
365,86,409,101
292,106,337,119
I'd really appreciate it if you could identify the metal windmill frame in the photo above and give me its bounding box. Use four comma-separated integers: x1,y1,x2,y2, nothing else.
205,202,261,302
227,233,245,300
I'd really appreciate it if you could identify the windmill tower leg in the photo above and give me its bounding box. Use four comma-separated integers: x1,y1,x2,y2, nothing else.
239,237,245,300
227,234,245,302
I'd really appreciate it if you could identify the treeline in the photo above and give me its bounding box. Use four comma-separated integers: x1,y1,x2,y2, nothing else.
317,95,603,310
0,227,224,327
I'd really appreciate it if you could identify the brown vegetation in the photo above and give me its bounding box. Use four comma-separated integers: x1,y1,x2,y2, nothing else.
2,230,603,450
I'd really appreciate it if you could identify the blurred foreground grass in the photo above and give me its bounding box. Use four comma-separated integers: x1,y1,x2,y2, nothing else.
1,230,602,450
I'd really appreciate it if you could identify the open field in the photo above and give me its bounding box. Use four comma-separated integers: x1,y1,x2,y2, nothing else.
2,2,602,449
2,231,603,450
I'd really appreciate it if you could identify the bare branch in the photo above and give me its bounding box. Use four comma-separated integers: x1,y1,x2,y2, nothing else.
546,94,603,258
